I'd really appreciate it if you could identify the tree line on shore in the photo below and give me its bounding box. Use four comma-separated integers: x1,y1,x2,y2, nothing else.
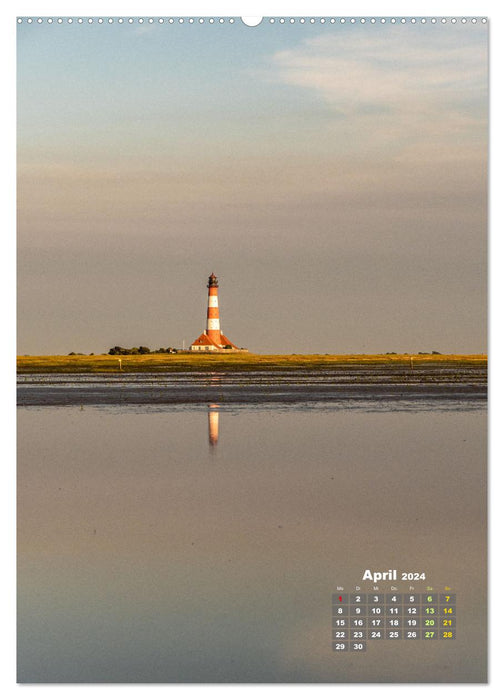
385,351,441,355
65,348,442,356
107,346,178,355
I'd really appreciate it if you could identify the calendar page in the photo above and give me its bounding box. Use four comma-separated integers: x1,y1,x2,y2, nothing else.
16,11,487,684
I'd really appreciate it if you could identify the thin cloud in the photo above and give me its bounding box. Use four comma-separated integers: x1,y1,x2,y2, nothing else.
269,25,487,156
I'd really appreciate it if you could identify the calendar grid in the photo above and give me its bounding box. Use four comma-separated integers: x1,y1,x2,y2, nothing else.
332,592,456,651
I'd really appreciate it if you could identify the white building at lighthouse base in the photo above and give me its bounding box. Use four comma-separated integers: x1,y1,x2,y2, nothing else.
189,332,247,353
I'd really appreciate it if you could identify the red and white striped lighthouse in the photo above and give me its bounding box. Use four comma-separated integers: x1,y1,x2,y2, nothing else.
206,272,221,346
190,273,246,352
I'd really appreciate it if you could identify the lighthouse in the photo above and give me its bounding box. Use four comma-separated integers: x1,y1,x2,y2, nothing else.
189,273,246,352
206,272,222,346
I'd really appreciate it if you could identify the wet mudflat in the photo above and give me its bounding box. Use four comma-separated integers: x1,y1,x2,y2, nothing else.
17,365,486,406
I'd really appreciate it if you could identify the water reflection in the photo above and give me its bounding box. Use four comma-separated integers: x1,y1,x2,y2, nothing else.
208,404,219,447
17,406,486,682
206,372,224,385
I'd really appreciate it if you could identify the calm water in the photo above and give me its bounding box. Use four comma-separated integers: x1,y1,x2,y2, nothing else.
17,377,486,682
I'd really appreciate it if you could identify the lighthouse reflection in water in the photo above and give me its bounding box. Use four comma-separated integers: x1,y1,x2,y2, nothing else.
208,404,219,447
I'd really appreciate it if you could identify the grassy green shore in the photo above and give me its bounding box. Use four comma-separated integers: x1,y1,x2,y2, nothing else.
17,353,487,374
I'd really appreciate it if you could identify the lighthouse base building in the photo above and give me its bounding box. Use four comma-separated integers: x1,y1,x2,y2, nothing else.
189,273,248,353
190,331,241,353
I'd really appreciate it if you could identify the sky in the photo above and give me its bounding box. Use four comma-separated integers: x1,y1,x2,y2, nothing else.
17,16,488,354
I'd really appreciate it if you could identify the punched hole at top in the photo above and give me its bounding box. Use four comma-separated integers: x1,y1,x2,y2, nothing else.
241,17,263,27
